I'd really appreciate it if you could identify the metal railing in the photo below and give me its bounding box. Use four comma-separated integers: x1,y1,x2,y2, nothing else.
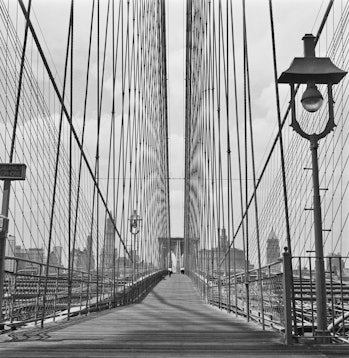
204,260,285,330
190,253,349,344
291,255,349,343
2,256,165,330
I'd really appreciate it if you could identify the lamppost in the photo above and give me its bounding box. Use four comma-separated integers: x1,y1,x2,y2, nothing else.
129,210,142,286
278,34,347,342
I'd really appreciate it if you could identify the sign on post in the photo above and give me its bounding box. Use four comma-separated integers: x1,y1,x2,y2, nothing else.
0,164,26,181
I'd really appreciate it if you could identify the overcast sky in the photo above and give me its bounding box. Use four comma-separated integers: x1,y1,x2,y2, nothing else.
5,0,346,258
166,0,334,237
28,0,341,240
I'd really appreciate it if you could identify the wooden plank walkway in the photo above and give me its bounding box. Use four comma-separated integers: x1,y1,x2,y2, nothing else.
1,274,349,357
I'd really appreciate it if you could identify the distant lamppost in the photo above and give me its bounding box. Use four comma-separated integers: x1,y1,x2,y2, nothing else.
129,210,142,284
278,34,347,341
162,244,166,270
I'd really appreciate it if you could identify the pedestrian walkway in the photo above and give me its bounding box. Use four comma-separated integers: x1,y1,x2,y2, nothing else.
0,274,348,357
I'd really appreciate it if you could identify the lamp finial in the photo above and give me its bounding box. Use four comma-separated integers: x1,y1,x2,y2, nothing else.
302,34,316,57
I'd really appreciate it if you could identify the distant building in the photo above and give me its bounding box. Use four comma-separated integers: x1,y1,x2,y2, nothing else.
71,235,98,273
327,253,345,275
28,247,45,263
73,248,89,272
47,246,63,274
266,229,281,272
14,245,27,261
197,229,252,275
220,228,228,253
266,229,280,264
50,246,63,266
5,235,16,272
14,245,45,274
198,247,249,274
15,246,45,264
87,234,95,271
115,256,132,277
100,216,116,274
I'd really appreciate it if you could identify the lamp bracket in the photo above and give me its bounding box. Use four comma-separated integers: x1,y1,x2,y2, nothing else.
131,227,140,235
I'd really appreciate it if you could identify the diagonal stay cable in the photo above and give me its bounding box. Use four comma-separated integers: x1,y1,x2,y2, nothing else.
225,0,335,252
17,0,130,256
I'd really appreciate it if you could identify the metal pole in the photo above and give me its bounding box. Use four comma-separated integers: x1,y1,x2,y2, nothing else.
130,233,133,287
133,233,136,301
283,248,293,345
0,180,11,325
310,137,329,342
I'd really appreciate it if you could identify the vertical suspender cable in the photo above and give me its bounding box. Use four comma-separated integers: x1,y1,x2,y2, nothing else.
268,0,304,337
96,0,100,310
83,0,96,314
41,6,72,328
242,0,250,322
0,0,31,324
268,0,292,256
162,0,171,268
67,0,74,321
243,3,264,329
111,0,116,307
228,0,334,254
17,0,129,255
9,0,32,162
184,0,192,272
98,0,111,291
229,0,245,315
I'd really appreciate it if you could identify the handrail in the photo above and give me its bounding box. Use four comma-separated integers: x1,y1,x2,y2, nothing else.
2,257,166,330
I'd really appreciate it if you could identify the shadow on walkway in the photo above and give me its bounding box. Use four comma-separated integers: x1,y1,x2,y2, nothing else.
0,274,348,357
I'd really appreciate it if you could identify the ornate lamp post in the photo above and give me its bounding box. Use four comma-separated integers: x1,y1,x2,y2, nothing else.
278,34,347,342
129,210,142,285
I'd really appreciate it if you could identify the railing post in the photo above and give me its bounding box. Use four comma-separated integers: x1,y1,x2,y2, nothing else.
52,267,60,322
86,272,91,315
79,271,83,313
283,249,293,345
35,263,43,325
10,259,19,323
245,275,250,322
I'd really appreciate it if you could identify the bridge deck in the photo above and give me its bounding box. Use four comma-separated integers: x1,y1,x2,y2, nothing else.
0,274,348,357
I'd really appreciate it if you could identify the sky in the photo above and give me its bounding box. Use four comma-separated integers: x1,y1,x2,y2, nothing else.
2,0,347,259
29,0,342,238
166,0,334,237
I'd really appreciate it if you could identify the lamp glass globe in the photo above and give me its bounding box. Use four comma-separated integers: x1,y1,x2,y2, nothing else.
301,84,323,112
